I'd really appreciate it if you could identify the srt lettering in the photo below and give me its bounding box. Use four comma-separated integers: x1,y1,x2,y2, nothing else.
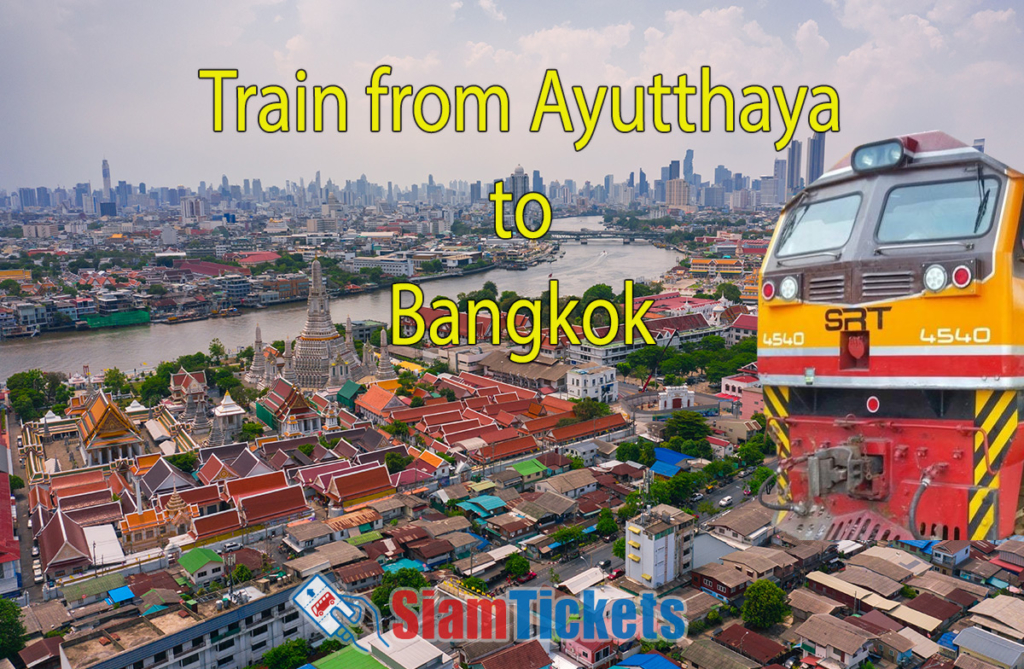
824,307,892,331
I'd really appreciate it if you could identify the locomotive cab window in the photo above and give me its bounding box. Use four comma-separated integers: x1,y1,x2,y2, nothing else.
876,176,1001,243
775,193,862,257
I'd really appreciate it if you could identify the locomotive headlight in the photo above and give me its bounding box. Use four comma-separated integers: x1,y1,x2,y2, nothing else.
779,276,799,301
924,264,948,292
852,139,908,173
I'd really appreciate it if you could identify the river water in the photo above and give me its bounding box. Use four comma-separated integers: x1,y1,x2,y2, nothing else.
0,216,682,378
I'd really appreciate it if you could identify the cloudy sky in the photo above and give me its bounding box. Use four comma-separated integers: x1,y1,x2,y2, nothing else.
1,0,1021,192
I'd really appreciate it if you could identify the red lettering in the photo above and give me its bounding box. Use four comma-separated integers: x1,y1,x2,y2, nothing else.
467,598,508,641
391,589,419,640
422,591,435,640
437,599,463,640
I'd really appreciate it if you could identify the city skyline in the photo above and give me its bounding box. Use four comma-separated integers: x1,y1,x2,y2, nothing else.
2,0,1021,187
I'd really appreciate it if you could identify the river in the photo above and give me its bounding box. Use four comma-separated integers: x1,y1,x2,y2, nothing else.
0,216,682,378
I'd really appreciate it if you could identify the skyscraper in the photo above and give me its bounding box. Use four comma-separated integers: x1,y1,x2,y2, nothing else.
532,169,544,194
604,174,614,200
787,140,803,194
683,150,694,183
101,159,112,202
638,169,648,196
669,160,680,181
507,165,530,211
773,158,788,203
714,165,732,186
806,132,826,185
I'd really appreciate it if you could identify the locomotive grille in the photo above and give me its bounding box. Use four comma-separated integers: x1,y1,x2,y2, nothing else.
861,271,915,299
807,275,846,302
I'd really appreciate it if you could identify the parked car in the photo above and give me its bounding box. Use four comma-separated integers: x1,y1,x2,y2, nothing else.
718,496,733,508
691,492,704,502
602,534,615,543
606,568,625,581
598,559,612,569
31,544,38,557
221,542,243,553
33,568,43,584
515,571,537,584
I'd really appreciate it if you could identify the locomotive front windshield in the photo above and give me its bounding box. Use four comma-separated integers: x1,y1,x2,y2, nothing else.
775,193,862,257
876,176,1001,243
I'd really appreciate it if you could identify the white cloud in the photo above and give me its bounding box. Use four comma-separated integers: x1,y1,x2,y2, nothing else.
478,0,506,22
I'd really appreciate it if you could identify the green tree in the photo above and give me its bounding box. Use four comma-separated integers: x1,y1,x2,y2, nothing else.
612,538,625,560
371,568,429,616
8,475,24,491
741,579,790,629
385,452,414,474
0,598,27,660
383,420,410,439
231,564,253,584
0,279,22,296
568,456,585,470
573,397,610,421
697,501,718,515
297,443,316,458
552,525,585,554
262,638,310,669
209,338,225,360
663,411,712,441
900,584,917,599
748,467,775,497
410,396,425,408
240,422,265,441
596,508,618,536
166,452,198,473
505,553,530,578
737,441,764,467
714,283,742,303
103,368,129,394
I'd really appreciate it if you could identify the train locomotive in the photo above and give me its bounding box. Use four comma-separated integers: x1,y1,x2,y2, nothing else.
757,131,1024,542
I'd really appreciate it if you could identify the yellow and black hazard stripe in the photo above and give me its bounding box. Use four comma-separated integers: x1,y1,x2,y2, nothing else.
970,390,1018,540
763,385,791,506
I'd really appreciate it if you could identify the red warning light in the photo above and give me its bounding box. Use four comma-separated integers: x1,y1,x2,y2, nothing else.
866,396,880,414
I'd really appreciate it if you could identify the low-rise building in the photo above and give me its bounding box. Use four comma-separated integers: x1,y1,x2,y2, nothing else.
794,613,875,669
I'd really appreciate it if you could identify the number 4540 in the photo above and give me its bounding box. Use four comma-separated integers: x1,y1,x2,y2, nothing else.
762,332,805,346
919,327,990,344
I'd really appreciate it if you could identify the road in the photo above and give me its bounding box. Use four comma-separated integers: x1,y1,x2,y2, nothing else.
530,537,622,589
4,407,41,600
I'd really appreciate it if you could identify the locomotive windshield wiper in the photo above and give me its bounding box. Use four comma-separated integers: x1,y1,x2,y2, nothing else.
973,164,991,233
875,240,974,254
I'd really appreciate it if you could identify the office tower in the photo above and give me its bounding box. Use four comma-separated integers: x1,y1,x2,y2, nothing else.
221,175,229,191
138,182,146,195
773,159,788,203
35,187,51,208
714,165,731,186
683,150,694,182
627,172,635,189
973,138,986,153
787,140,803,195
532,170,544,194
252,179,262,202
101,159,112,201
760,176,776,206
666,179,689,208
470,181,481,203
74,183,90,207
18,188,37,208
564,180,576,195
669,160,680,181
639,169,648,196
116,181,130,208
507,165,530,211
604,174,614,200
806,132,826,185
244,179,250,196
411,184,419,201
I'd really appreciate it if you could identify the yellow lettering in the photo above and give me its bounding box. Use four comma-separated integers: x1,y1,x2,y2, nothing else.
673,74,697,133
236,85,257,132
701,66,734,132
611,85,644,133
572,85,607,151
548,281,581,346
648,74,671,133
455,85,509,132
622,281,655,345
808,85,840,133
507,299,542,363
468,300,501,345
413,86,451,133
366,66,391,133
490,181,513,240
582,300,619,346
429,298,460,347
739,86,771,133
391,284,424,345
198,69,238,132
258,85,289,133
314,86,347,132
392,85,414,132
530,70,573,132
514,194,552,239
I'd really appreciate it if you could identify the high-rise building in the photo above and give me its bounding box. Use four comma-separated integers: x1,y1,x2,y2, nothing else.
243,179,250,196
714,165,732,186
532,169,544,194
252,179,262,202
101,159,112,202
806,132,826,185
624,503,696,589
506,165,530,212
604,174,614,200
470,181,481,203
638,169,648,196
773,158,788,203
787,140,803,195
665,179,690,209
683,150,694,182
669,160,680,181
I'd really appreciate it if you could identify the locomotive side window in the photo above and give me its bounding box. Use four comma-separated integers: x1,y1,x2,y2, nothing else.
776,193,862,257
876,176,1001,243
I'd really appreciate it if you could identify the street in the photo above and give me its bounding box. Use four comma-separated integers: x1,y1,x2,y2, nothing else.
531,537,622,589
4,407,40,600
